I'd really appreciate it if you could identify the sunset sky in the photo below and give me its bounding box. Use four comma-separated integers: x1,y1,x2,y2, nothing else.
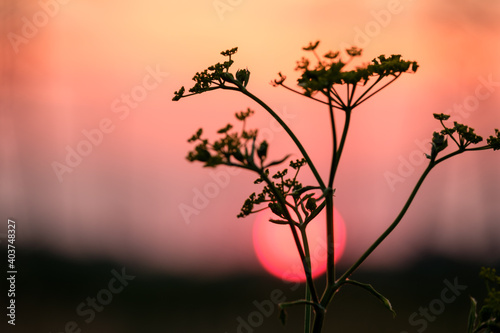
2,0,500,279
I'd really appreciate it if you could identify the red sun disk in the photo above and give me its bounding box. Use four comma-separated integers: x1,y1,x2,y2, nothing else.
252,207,346,282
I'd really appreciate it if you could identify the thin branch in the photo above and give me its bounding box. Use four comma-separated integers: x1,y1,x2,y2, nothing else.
236,85,327,190
329,87,346,108
439,120,460,147
348,82,357,107
278,83,330,105
323,160,436,307
331,110,352,185
327,96,338,188
352,74,400,108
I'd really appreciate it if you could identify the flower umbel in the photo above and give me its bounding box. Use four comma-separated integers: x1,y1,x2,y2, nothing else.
172,47,246,101
274,41,418,108
487,129,500,150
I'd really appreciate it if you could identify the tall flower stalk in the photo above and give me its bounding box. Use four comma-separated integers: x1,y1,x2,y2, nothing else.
173,41,500,332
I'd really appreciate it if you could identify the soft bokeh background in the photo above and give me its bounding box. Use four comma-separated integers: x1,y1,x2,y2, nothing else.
1,0,500,332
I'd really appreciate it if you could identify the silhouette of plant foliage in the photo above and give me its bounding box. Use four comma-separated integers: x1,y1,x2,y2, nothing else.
468,267,500,333
174,41,499,333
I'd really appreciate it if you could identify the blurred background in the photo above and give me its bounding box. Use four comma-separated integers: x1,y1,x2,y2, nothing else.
1,0,500,332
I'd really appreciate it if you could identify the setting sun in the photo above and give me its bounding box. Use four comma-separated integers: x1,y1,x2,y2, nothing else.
252,207,346,282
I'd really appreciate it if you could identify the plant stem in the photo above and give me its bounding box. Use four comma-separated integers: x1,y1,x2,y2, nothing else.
351,74,400,108
279,83,329,105
238,87,327,190
258,169,320,305
348,83,357,106
311,308,325,333
325,95,339,289
325,195,335,287
327,97,338,188
304,279,313,333
301,227,313,333
333,161,435,295
330,109,351,186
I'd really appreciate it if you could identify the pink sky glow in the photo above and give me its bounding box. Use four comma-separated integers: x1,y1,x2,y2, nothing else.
1,0,500,278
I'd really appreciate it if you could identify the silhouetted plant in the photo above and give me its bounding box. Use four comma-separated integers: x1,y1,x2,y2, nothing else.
173,41,500,333
468,267,500,333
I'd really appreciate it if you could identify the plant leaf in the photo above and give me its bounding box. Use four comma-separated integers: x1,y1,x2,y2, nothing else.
269,218,291,225
265,154,292,168
292,185,320,196
278,305,287,326
345,280,396,317
467,297,478,333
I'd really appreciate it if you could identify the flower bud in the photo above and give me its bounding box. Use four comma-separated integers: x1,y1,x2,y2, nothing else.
257,140,268,161
305,197,317,211
236,68,250,87
233,150,245,162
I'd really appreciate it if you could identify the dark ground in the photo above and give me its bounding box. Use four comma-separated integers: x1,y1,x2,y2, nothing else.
1,249,496,333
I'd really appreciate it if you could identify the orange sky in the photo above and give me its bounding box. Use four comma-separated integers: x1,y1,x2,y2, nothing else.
2,0,500,277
